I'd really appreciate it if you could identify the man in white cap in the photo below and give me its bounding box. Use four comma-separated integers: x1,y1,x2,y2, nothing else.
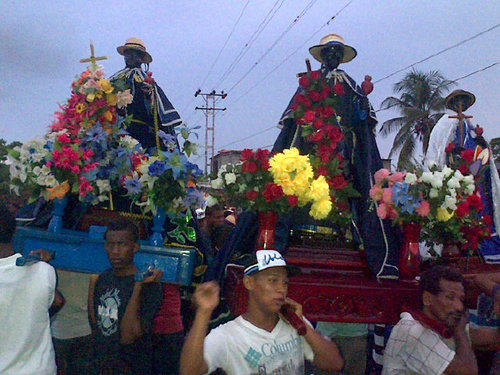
180,249,343,375
271,33,402,280
110,37,183,153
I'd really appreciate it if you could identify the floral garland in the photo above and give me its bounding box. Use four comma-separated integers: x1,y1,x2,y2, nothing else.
290,70,359,224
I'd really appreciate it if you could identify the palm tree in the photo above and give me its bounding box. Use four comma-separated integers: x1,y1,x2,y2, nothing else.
379,69,455,170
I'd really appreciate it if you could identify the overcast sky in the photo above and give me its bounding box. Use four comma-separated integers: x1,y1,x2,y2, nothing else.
1,0,499,168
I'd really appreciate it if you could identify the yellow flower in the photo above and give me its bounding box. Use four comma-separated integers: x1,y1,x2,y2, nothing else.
307,175,330,201
102,110,113,123
75,103,86,113
436,207,454,222
46,180,70,200
270,147,313,197
99,79,114,94
106,93,118,106
309,198,332,220
87,93,95,102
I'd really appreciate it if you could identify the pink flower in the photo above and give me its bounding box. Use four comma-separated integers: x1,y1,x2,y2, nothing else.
389,172,404,184
382,188,393,204
374,168,390,184
369,185,383,200
416,200,430,216
377,203,398,220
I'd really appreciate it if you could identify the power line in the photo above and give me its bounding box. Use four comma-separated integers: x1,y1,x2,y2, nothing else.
226,0,320,94
199,0,251,89
215,0,286,88
375,60,500,113
217,125,276,150
374,22,500,84
226,0,354,108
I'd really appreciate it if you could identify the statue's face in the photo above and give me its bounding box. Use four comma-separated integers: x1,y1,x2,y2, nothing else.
320,45,344,70
124,49,144,68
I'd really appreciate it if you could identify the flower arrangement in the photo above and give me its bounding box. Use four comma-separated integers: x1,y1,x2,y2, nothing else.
9,64,135,204
122,126,204,216
211,147,332,220
290,70,359,224
370,165,492,255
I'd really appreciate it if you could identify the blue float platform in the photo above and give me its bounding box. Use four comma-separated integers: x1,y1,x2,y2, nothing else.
13,226,196,285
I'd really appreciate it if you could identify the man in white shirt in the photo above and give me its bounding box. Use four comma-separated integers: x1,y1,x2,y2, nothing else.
383,265,500,375
180,249,343,375
0,204,63,375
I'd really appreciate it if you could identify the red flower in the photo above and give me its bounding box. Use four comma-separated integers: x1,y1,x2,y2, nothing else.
260,159,270,171
445,142,456,153
245,190,259,201
456,202,470,218
262,183,284,202
299,75,311,88
332,83,346,95
288,195,299,206
483,214,493,226
461,149,475,163
242,161,258,173
321,85,330,99
291,103,299,111
458,163,469,175
317,166,329,176
313,118,325,129
325,125,343,142
303,110,316,123
331,175,348,189
466,194,484,212
320,106,335,118
309,91,322,102
256,148,270,163
58,133,71,143
241,148,255,161
310,130,324,142
310,71,321,79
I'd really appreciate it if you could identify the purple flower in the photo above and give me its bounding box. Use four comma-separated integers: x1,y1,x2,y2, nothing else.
123,177,143,194
148,160,167,177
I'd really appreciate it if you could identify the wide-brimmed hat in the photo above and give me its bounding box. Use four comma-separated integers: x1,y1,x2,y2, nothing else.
243,250,300,277
117,37,152,63
309,33,357,64
445,89,476,112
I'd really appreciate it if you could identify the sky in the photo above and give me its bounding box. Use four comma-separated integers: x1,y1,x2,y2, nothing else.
1,0,499,170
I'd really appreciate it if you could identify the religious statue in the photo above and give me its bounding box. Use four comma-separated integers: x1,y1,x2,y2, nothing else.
425,89,500,262
272,33,401,278
110,37,183,152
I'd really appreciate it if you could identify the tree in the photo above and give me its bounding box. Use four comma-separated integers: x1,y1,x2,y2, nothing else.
379,69,455,170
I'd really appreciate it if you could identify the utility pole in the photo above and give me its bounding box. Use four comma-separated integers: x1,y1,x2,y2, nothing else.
194,89,227,175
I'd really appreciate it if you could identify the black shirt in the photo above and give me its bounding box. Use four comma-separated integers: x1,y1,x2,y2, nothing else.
93,269,162,374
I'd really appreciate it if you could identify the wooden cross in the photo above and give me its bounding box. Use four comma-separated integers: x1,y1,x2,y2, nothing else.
448,101,473,146
296,58,312,78
79,41,108,67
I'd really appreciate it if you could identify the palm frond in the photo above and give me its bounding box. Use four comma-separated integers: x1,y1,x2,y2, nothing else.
379,117,405,137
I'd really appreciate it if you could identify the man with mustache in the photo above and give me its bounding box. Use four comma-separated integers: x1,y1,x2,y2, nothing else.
383,265,500,374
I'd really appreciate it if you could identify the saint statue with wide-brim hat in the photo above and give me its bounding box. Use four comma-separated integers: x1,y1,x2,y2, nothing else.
117,37,153,64
309,33,357,64
445,89,476,113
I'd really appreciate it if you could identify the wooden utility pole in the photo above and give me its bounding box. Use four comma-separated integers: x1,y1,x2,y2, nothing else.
195,89,227,175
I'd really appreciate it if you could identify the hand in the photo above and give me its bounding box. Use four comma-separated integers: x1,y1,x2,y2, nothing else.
193,281,220,313
453,311,469,336
284,297,303,319
141,268,163,283
28,249,54,262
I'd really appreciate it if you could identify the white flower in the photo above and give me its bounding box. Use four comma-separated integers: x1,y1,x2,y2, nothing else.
211,178,223,189
429,188,439,198
404,172,417,184
117,89,133,109
238,183,248,193
32,166,42,176
421,171,433,184
96,179,111,193
442,166,453,178
447,177,461,189
10,184,20,196
224,172,236,185
428,160,437,170
120,135,139,148
463,175,474,185
453,170,464,181
45,175,58,187
430,172,443,188
448,188,457,197
442,195,457,210
465,184,475,195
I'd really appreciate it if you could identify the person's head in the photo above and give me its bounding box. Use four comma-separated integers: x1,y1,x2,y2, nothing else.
309,33,357,70
205,204,225,230
0,204,16,246
421,265,466,328
243,250,299,314
105,219,139,274
117,37,153,68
